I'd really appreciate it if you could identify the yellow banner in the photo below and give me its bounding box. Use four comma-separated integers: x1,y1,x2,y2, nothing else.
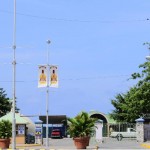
38,65,47,88
50,65,58,88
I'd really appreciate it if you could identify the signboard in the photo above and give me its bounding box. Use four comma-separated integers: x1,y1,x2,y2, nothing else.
38,65,47,88
18,125,25,135
38,65,58,88
50,65,58,88
35,127,42,136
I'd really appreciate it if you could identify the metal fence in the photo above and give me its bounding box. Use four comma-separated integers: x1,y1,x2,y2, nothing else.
103,123,137,141
89,122,137,146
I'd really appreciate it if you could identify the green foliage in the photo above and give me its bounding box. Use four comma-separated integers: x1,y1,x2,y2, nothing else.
67,111,97,138
0,120,12,139
110,44,150,122
0,88,12,117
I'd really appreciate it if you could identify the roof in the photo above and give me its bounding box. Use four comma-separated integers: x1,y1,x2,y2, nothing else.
39,115,67,124
0,112,28,124
21,116,35,134
105,114,117,124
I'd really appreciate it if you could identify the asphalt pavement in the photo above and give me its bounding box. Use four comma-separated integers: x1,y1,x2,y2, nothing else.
12,137,150,149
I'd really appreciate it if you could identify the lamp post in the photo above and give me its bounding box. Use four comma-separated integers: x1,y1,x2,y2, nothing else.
145,42,150,61
12,0,16,149
46,40,51,149
146,55,150,60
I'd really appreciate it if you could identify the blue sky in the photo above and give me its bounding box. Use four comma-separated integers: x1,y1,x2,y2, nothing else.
0,0,150,120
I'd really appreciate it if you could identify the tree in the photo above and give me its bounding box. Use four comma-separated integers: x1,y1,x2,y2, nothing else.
0,88,12,117
110,46,150,122
67,111,97,138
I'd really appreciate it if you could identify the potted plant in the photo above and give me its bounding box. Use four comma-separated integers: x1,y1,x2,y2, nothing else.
67,111,97,149
0,120,12,148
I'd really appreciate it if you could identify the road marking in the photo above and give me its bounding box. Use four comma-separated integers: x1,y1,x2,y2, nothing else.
141,143,150,149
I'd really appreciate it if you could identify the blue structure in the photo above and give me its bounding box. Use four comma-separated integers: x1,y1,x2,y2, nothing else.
39,115,67,138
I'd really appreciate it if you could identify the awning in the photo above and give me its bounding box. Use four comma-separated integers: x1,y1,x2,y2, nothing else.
39,115,67,124
0,112,28,124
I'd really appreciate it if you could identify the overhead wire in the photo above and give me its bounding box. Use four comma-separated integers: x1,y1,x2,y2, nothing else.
0,9,142,84
0,9,149,23
0,74,130,83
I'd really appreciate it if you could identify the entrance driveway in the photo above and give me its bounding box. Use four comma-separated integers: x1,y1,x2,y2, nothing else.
14,137,149,149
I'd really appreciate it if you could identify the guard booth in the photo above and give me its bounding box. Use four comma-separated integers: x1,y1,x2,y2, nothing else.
0,112,28,144
39,115,67,138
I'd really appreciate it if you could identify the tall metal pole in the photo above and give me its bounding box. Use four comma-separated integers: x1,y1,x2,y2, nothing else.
46,40,51,148
12,0,16,149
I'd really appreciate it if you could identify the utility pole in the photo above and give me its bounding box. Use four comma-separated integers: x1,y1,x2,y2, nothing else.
46,40,51,149
12,0,16,149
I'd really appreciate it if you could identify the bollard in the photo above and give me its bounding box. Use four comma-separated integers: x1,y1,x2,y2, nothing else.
96,145,99,150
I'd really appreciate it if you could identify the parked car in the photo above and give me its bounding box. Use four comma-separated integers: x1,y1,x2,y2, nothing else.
51,129,62,138
110,128,136,140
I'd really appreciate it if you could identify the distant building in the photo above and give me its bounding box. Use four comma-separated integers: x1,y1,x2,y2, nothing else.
39,115,67,138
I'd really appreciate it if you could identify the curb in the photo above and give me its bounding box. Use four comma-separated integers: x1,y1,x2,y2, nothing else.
1,148,146,150
141,143,150,149
0,149,55,150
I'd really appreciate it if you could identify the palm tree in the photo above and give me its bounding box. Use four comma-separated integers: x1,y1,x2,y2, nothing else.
67,111,97,149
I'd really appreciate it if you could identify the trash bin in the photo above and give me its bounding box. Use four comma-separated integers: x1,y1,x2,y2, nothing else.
26,134,35,144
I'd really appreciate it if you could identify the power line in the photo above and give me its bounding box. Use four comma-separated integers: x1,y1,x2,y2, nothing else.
61,75,130,81
0,9,149,23
0,74,130,83
0,80,36,83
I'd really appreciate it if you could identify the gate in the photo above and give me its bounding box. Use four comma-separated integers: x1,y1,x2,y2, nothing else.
144,124,150,141
102,123,136,143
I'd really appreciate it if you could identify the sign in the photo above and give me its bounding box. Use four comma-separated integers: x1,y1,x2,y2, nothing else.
50,65,58,88
18,125,25,135
35,128,42,135
38,65,58,88
38,65,47,88
35,121,43,144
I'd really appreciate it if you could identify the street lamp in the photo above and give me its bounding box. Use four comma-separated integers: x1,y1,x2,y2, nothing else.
46,39,51,149
146,55,150,61
144,42,150,61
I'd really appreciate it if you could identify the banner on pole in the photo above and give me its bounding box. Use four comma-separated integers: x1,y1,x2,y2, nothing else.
50,65,58,88
38,65,47,88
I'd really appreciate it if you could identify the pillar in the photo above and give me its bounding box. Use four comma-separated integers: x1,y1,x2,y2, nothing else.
34,119,43,145
95,120,103,143
135,117,144,142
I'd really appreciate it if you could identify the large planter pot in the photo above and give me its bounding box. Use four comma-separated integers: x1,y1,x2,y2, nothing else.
0,139,10,149
73,137,88,149
85,136,90,146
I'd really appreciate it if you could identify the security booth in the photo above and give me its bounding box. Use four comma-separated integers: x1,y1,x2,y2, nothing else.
39,115,67,138
0,112,28,144
16,124,27,144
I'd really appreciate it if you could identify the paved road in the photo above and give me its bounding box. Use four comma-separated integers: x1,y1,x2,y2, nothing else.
96,137,144,149
15,137,148,149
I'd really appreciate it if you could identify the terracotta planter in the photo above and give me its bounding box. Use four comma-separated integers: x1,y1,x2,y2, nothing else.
0,139,10,149
73,137,88,149
85,136,90,146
